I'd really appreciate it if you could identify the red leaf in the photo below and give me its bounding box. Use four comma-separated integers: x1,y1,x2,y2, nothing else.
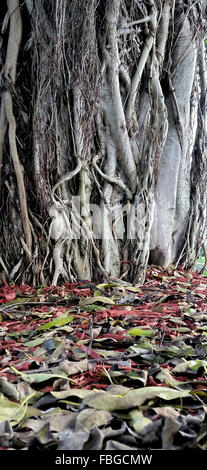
148,376,158,386
39,385,54,393
4,292,16,302
78,344,102,359
15,361,33,371
1,284,17,302
20,284,36,294
100,333,126,341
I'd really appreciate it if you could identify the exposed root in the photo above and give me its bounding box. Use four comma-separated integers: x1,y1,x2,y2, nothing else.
4,91,32,256
52,239,69,286
92,154,133,200
0,255,9,280
0,0,32,262
0,0,205,285
52,160,82,195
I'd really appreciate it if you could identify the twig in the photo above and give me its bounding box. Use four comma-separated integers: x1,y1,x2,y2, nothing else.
159,320,165,346
86,316,94,358
76,279,110,296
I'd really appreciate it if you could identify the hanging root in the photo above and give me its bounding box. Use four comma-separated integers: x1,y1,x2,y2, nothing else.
4,91,32,257
0,255,9,280
0,0,32,260
92,154,133,200
52,239,69,286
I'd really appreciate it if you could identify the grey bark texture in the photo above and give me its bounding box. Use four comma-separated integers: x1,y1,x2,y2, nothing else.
0,0,206,285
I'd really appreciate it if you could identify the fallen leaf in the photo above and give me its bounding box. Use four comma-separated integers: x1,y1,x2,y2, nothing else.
76,408,112,431
0,393,35,426
155,369,190,390
162,416,181,450
51,389,92,400
10,366,70,384
0,377,19,401
38,315,74,330
129,409,151,433
173,359,207,374
79,296,115,307
153,406,180,420
83,387,190,411
105,440,138,450
33,422,54,445
128,327,156,337
59,359,94,376
57,428,90,450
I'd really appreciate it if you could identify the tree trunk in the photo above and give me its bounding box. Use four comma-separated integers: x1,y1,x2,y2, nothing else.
0,0,206,285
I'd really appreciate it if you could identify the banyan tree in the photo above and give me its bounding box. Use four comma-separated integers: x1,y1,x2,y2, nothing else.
0,0,206,286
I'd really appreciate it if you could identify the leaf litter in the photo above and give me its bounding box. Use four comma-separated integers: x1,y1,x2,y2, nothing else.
0,267,207,450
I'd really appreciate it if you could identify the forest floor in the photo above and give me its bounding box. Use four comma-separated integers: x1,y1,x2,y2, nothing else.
0,266,207,451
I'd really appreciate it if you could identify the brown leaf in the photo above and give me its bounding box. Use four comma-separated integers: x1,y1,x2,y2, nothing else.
59,359,94,376
153,406,180,420
76,409,112,431
162,416,181,450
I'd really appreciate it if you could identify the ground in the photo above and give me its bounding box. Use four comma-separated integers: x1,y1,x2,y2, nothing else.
0,265,207,450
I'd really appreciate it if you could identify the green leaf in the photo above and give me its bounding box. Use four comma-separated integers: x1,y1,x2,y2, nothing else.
0,392,35,426
163,317,186,325
128,370,148,386
169,327,191,333
184,308,196,316
5,297,32,305
80,304,103,311
10,366,72,384
128,345,152,355
27,372,71,384
83,387,190,411
125,286,143,293
158,345,181,356
94,283,115,295
158,343,194,357
33,422,54,444
173,359,207,374
128,327,156,337
129,409,151,433
95,283,126,290
24,337,45,347
7,331,20,338
76,408,112,431
79,296,115,307
51,389,93,400
155,369,190,391
38,315,74,331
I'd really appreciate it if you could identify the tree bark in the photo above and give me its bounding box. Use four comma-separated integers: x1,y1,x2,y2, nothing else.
0,0,32,264
0,0,206,285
